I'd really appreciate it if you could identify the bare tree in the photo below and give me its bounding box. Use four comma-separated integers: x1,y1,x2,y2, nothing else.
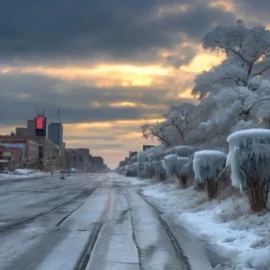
140,123,172,147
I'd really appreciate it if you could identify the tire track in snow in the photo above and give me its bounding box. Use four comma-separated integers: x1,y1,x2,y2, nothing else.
135,189,191,270
123,191,144,270
75,188,112,270
0,181,100,232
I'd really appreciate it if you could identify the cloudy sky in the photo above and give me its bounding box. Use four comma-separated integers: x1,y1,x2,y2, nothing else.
0,0,269,168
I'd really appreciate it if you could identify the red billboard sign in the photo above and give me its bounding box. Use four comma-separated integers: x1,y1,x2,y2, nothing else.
35,116,47,137
35,116,45,130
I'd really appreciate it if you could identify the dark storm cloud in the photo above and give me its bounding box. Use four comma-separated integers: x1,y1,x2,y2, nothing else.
0,0,236,64
0,72,179,124
233,0,270,21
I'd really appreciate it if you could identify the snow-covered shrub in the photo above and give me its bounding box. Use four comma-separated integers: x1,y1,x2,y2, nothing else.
148,161,157,179
193,150,227,199
137,152,149,178
126,163,138,177
150,160,166,181
137,151,148,163
141,162,152,179
129,154,137,164
148,153,158,162
227,128,270,211
175,157,190,187
163,154,178,178
173,146,194,157
117,166,126,175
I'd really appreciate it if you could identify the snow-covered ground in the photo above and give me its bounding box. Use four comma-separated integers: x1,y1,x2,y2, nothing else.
128,177,270,270
0,169,48,180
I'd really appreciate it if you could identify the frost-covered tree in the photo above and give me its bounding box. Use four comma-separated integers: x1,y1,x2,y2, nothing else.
192,21,270,148
141,102,200,147
193,20,270,99
163,103,198,144
140,122,172,146
198,79,270,147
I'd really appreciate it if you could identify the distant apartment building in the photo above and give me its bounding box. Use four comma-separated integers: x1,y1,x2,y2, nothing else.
92,156,105,172
65,149,77,169
76,148,91,171
0,136,39,168
15,127,28,137
48,122,63,146
92,156,104,165
27,120,36,137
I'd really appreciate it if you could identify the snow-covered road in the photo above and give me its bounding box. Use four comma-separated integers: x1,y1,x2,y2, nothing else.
0,173,196,270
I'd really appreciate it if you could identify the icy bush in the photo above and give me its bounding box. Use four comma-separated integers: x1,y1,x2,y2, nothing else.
193,150,227,199
137,151,148,163
148,153,158,162
151,160,166,181
193,150,227,182
137,152,149,178
126,163,138,177
227,128,270,211
117,166,126,175
173,146,194,157
130,154,137,164
163,145,194,157
175,157,190,187
163,154,178,178
175,157,190,175
142,162,151,179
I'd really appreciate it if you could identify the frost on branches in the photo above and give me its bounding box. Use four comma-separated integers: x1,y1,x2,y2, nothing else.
193,20,270,99
227,129,270,211
192,21,270,148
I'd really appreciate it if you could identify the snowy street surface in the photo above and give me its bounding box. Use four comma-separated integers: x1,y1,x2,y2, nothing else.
137,178,270,270
1,172,268,270
0,172,202,270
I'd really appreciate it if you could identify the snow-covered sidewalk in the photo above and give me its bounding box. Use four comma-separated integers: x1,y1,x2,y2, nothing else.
126,177,270,270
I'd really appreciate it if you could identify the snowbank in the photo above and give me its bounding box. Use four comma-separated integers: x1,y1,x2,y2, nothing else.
0,170,47,180
139,182,270,270
15,169,32,175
